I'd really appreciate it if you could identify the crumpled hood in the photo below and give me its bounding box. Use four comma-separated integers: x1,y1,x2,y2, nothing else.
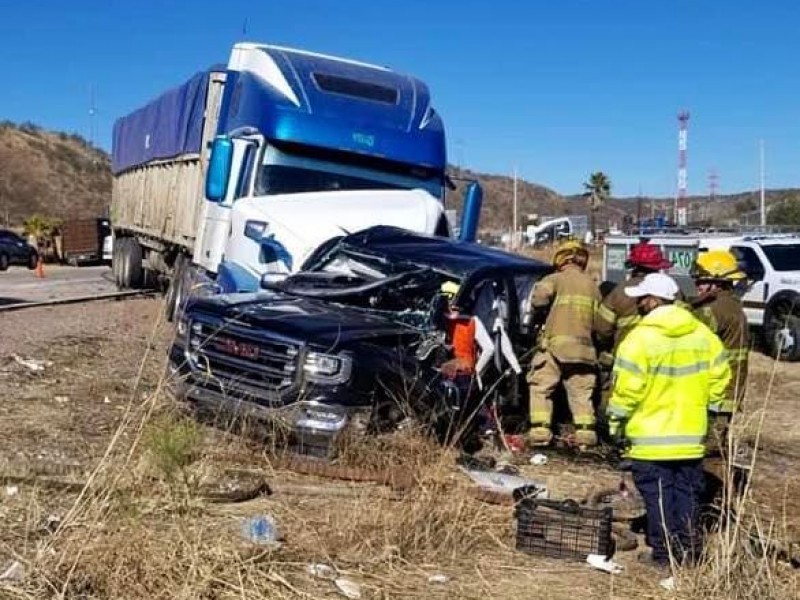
186,293,423,348
639,304,699,337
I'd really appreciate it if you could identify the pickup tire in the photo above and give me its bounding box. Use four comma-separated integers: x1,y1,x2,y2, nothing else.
0,252,9,271
764,292,800,362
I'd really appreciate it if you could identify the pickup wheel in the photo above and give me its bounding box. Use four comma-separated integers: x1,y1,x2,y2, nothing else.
0,252,9,271
764,295,800,362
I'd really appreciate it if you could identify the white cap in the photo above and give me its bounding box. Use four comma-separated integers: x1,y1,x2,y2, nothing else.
624,273,679,301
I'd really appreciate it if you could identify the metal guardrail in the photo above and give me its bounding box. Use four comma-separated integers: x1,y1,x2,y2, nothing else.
0,289,155,313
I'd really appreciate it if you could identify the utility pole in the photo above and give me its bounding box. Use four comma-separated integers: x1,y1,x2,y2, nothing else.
512,165,518,250
636,185,643,230
759,139,766,227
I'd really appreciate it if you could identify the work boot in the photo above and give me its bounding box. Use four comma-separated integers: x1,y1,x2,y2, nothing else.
527,426,552,447
637,551,670,573
574,427,598,449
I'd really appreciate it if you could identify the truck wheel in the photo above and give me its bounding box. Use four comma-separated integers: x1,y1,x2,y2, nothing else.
27,252,38,270
165,255,187,322
120,238,144,289
764,298,800,362
0,252,9,271
112,238,126,287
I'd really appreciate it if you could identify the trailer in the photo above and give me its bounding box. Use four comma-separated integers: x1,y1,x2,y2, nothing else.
59,218,111,266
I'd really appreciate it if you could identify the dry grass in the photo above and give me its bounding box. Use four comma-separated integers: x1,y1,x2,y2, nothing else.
1,297,798,600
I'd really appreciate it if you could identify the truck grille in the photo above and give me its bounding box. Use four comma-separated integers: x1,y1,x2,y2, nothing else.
187,318,300,402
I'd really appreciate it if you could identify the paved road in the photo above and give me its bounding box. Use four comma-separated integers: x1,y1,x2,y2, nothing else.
0,264,116,305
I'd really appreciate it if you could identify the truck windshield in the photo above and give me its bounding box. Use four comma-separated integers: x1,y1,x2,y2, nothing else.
762,245,800,271
255,144,443,199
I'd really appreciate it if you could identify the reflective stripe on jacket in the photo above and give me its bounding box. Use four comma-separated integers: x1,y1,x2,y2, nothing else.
693,290,749,413
531,265,600,364
594,276,645,352
607,304,731,460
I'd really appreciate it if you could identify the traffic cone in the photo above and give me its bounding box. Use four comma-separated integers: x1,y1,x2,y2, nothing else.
35,256,45,278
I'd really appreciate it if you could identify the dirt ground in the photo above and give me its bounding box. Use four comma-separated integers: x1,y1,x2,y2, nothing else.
0,297,797,599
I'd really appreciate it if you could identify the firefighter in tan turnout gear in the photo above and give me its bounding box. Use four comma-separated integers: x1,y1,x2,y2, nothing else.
527,239,600,448
690,249,750,455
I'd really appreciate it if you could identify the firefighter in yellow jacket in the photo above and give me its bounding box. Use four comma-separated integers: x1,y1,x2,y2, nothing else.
691,249,749,455
528,239,600,448
606,273,731,569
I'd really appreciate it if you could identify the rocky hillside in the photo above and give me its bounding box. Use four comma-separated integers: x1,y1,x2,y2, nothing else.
0,121,111,226
1,121,796,232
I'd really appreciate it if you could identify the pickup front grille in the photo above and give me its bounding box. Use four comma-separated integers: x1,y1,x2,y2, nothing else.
187,318,301,401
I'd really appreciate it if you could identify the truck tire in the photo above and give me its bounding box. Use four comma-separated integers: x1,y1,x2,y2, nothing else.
764,294,800,362
27,252,38,270
0,252,9,271
112,238,125,287
165,255,187,323
120,238,144,290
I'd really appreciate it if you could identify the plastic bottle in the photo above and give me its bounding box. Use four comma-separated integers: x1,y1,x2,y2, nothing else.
240,515,279,545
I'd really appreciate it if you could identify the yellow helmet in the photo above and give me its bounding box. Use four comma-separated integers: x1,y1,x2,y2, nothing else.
553,238,589,268
440,280,460,299
692,249,746,282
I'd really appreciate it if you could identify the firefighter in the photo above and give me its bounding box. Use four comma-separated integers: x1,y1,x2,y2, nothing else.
527,239,600,448
606,273,731,570
594,241,674,353
690,249,749,455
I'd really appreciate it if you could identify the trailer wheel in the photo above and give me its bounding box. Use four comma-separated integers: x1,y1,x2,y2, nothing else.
122,238,144,289
112,238,125,287
165,255,187,323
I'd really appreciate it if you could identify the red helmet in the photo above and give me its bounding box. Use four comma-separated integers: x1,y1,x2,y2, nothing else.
625,242,673,271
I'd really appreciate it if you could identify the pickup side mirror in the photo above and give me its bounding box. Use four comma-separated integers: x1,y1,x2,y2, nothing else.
205,136,234,202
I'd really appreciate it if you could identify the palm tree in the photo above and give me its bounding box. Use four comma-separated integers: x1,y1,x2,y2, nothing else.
583,172,612,241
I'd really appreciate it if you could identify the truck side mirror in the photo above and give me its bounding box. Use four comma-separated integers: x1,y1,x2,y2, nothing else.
205,136,234,202
459,182,483,242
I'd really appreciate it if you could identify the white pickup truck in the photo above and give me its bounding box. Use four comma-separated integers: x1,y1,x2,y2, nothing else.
701,234,800,360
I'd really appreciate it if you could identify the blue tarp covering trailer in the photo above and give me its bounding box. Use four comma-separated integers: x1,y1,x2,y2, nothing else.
111,68,222,175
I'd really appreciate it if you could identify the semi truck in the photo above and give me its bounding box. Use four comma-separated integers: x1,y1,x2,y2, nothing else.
110,42,482,320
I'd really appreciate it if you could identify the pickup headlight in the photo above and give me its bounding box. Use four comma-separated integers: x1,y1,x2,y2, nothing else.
303,351,352,384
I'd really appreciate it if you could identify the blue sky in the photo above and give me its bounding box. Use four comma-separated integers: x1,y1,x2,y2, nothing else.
1,0,798,197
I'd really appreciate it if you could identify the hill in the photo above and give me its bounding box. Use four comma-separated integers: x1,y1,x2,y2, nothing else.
1,120,798,232
0,121,111,226
447,166,573,232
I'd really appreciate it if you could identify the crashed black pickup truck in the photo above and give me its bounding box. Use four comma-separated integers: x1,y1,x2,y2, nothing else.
169,226,552,450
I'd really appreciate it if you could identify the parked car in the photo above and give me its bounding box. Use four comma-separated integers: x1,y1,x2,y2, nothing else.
0,230,38,271
169,226,552,453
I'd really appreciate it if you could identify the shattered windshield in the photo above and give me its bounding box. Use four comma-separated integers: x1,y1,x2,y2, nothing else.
271,246,456,318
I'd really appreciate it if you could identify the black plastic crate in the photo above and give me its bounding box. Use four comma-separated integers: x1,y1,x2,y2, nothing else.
514,498,613,560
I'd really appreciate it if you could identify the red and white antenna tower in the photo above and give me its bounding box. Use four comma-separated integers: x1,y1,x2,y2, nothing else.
675,111,690,224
